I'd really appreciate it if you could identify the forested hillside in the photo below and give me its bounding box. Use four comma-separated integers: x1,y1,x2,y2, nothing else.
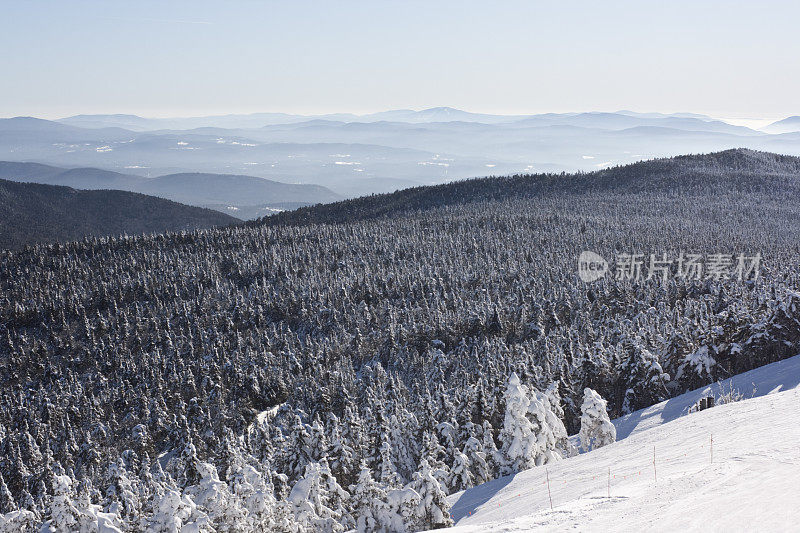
259,149,800,226
1,149,800,531
0,179,237,249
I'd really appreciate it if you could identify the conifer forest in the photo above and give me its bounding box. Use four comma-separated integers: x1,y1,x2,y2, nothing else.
1,149,800,531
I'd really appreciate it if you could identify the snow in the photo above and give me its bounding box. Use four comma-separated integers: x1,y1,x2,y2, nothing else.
444,354,800,532
614,353,800,440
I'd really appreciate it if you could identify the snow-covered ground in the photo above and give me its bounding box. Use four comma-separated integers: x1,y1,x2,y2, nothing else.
445,355,800,532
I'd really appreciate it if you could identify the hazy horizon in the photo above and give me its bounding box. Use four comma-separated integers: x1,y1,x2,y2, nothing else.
2,1,797,121
2,107,788,132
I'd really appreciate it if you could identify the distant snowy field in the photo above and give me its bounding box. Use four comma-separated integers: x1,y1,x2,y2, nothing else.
444,355,800,532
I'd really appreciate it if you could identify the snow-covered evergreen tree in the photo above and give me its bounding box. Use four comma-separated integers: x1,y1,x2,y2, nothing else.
103,459,140,520
535,385,575,458
0,509,38,533
350,461,390,533
319,459,354,531
621,337,670,414
579,388,616,452
377,435,401,488
146,487,209,533
499,373,564,474
44,475,80,533
446,450,473,492
408,458,453,531
184,461,247,532
289,462,347,533
462,436,490,486
0,475,15,515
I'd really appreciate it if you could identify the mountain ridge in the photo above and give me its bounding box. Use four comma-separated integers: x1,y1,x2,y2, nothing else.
0,178,237,249
256,148,800,227
0,162,342,218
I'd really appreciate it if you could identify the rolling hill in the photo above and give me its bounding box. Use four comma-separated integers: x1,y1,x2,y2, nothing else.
0,162,342,219
257,148,800,227
0,178,237,249
132,172,342,209
0,161,145,190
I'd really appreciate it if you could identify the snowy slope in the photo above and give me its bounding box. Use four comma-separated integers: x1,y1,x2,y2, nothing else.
445,355,800,532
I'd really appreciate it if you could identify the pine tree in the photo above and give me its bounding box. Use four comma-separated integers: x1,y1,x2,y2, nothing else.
408,458,453,530
499,372,538,474
284,415,314,481
104,459,140,520
462,436,490,486
350,461,390,533
319,459,354,531
45,475,80,533
446,450,473,492
146,487,208,533
372,434,398,489
0,474,16,515
499,373,564,474
184,461,247,532
481,421,499,479
288,462,345,533
579,388,616,452
620,337,670,414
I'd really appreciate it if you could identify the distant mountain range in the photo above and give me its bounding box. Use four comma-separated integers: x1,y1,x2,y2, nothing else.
0,162,341,219
0,178,237,250
2,110,800,200
764,116,800,134
55,107,722,130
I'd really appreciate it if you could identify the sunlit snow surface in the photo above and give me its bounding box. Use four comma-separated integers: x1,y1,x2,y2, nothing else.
445,355,800,532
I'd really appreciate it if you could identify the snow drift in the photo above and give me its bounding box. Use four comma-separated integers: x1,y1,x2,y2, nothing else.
445,354,800,532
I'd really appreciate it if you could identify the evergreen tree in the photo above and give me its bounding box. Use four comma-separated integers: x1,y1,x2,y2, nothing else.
288,463,346,533
499,373,564,474
350,461,390,533
446,450,473,492
408,458,453,530
184,461,247,532
579,388,616,452
462,436,490,486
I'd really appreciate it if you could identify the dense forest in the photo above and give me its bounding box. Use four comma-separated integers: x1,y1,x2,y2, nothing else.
0,178,236,250
1,149,800,531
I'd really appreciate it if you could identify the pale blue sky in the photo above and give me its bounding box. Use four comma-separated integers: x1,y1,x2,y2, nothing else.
1,0,798,119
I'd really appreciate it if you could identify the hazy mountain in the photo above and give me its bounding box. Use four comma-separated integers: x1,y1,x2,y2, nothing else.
55,108,733,130
133,172,342,209
57,114,161,131
59,113,318,131
764,116,800,134
511,112,759,135
0,162,342,219
0,117,133,142
0,178,236,249
615,110,713,120
0,161,145,190
57,107,524,130
4,111,800,199
356,106,528,124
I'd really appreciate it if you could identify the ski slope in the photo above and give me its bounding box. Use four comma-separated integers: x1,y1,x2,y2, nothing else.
445,355,800,532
